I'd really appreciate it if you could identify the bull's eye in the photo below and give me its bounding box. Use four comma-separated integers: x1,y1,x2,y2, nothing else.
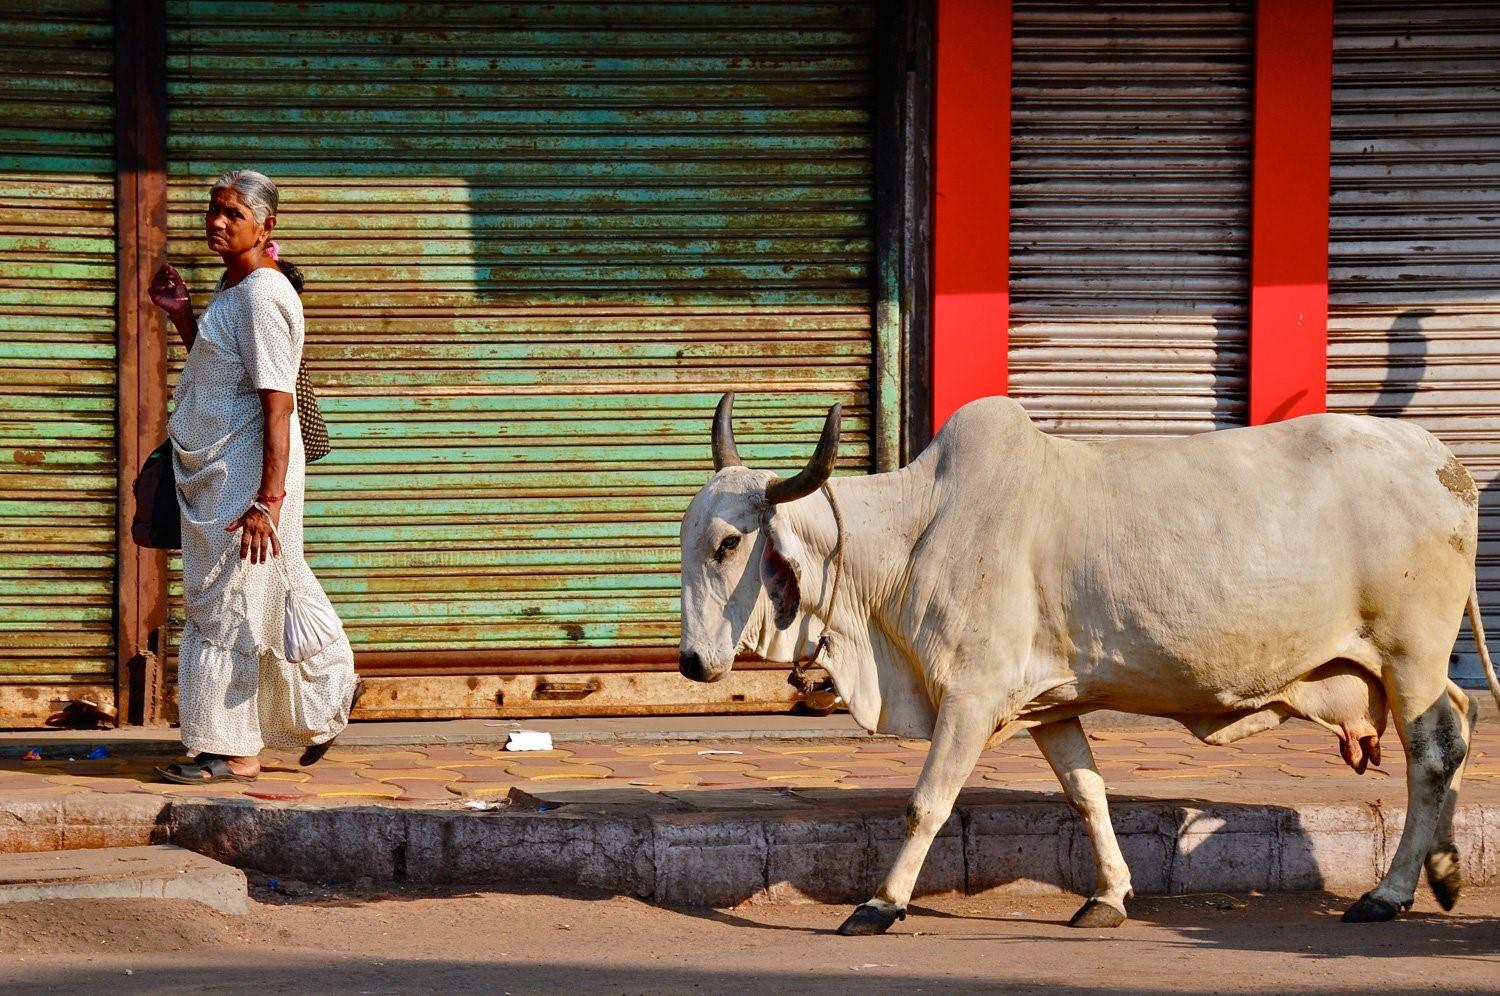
713,534,741,562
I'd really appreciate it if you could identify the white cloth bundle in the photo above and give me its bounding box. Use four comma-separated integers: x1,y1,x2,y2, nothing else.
252,501,344,663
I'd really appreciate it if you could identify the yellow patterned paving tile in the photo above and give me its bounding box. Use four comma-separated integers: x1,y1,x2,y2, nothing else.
152,784,251,797
1132,767,1237,780
116,781,173,793
647,761,757,774
498,763,613,780
741,768,850,783
460,749,568,761
1084,732,1148,745
0,784,82,797
255,770,312,783
750,773,849,787
798,756,907,772
614,774,704,789
40,774,144,787
416,746,517,763
458,748,524,761
979,769,1054,784
306,785,403,799
527,772,616,782
615,745,714,758
748,743,851,755
446,782,513,796
518,763,613,779
326,751,431,764
365,769,454,782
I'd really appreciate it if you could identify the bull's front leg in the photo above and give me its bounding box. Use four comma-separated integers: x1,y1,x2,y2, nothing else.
837,697,994,936
1031,718,1133,927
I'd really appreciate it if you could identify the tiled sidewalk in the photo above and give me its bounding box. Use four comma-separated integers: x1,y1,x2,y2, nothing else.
3,722,1497,808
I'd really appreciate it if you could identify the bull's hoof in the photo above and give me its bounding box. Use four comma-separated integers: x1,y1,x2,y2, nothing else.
1426,847,1463,911
1341,893,1401,923
836,903,906,936
1068,899,1127,929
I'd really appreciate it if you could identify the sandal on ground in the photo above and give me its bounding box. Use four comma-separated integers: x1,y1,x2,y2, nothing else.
155,756,258,784
299,679,366,767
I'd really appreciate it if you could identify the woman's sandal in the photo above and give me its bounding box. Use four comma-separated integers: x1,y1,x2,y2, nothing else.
299,679,366,767
155,755,258,784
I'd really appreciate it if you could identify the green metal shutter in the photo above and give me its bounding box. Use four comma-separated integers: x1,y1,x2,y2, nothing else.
0,2,116,722
163,1,879,709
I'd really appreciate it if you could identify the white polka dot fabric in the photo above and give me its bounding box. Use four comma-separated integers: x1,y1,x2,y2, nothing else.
169,268,356,757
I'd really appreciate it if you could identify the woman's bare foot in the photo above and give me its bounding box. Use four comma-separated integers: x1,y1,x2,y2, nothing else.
155,753,262,784
224,755,261,778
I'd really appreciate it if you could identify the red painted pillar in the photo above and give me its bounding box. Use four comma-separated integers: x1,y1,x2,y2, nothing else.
1248,0,1334,425
932,0,1011,431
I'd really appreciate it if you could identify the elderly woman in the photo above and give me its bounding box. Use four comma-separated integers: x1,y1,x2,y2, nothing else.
149,169,357,783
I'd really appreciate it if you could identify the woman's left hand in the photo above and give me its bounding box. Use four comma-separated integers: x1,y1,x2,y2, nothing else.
227,503,282,564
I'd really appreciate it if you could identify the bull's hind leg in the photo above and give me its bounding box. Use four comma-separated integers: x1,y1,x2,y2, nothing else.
1425,681,1476,911
837,696,993,936
1032,719,1133,927
1343,664,1468,923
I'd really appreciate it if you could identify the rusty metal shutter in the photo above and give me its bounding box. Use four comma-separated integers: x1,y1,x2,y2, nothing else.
161,1,879,713
0,2,116,723
1008,1,1253,438
1326,0,1500,686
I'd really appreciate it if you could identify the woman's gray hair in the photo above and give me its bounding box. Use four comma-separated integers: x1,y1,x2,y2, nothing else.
210,169,278,223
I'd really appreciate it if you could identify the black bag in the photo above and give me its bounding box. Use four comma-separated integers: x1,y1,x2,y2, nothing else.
296,360,331,463
131,440,181,550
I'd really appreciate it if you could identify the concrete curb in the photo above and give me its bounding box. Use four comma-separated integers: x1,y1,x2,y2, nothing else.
0,844,247,914
3,793,1495,907
164,795,1500,906
0,793,171,853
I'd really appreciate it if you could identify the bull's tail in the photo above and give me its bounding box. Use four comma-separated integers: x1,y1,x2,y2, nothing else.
1466,581,1500,710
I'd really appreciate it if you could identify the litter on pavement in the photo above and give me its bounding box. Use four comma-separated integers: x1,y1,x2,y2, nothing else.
505,731,554,751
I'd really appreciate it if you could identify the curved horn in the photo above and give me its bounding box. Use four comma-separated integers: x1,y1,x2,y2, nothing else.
712,393,742,470
765,403,841,505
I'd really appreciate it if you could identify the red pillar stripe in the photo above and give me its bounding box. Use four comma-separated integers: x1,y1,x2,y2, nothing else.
932,0,1011,432
1248,0,1334,425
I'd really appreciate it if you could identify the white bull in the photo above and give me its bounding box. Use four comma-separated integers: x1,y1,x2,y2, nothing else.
678,394,1500,934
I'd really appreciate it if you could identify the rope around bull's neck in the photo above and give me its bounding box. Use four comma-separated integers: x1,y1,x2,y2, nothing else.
790,482,844,691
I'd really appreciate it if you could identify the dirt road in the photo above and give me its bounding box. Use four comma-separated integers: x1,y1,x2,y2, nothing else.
1,881,1496,993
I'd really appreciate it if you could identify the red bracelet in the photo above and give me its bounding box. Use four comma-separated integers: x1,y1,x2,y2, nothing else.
256,492,286,504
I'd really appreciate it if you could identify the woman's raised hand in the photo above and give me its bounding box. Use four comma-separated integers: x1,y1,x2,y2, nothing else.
149,262,192,321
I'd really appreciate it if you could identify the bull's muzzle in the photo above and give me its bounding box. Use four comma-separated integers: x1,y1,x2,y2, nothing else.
678,649,726,683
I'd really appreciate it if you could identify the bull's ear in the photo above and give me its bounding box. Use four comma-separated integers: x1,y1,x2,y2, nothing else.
760,516,803,630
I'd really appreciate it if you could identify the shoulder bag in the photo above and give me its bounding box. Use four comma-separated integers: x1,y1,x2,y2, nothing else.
130,440,181,550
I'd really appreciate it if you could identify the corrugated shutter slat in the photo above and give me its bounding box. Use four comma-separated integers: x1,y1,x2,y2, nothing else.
0,2,116,691
1326,0,1500,684
1008,1,1253,439
163,1,878,661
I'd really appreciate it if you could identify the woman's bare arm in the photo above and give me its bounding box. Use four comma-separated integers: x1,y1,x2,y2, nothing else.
227,389,294,564
257,388,293,501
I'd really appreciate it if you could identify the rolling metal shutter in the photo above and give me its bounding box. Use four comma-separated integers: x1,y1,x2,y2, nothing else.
1326,1,1500,685
1008,1,1253,438
162,1,880,714
0,3,116,723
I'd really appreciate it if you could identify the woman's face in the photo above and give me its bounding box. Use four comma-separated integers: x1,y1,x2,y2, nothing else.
204,188,273,257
